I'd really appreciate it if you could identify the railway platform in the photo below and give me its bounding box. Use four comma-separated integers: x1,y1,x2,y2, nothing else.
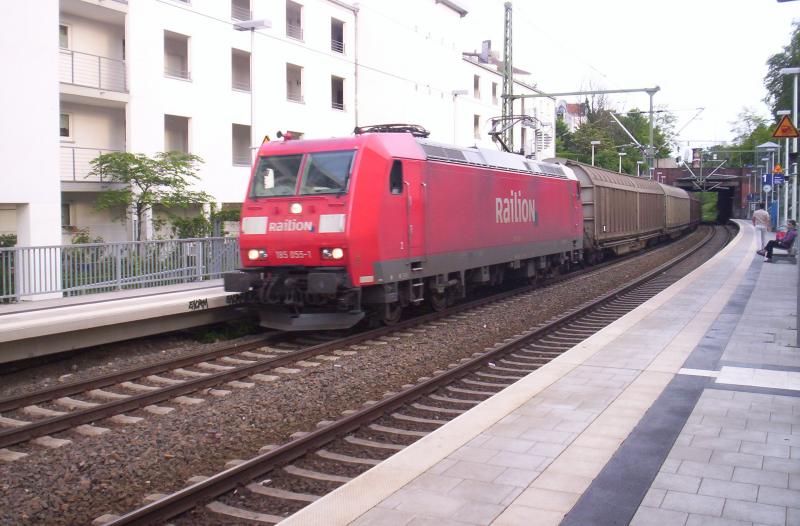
0,280,241,364
283,220,800,526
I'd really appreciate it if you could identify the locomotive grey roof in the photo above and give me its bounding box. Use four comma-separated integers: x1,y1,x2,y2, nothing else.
415,138,573,180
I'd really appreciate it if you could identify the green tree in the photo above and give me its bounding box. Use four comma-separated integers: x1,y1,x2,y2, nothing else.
89,151,213,241
764,19,800,118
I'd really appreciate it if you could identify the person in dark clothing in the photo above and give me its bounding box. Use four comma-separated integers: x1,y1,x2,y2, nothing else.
758,219,797,262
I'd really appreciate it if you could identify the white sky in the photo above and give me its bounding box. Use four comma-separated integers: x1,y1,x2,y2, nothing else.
457,0,797,154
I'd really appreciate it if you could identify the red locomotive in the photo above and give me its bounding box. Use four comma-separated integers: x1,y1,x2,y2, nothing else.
224,125,585,330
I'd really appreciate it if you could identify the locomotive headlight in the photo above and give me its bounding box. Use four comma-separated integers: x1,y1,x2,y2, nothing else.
247,249,268,260
290,202,303,214
321,247,345,260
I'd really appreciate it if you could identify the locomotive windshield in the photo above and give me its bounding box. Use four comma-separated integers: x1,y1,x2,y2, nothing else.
250,150,355,198
250,154,303,198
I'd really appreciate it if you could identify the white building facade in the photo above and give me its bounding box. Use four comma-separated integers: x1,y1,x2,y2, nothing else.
0,0,555,247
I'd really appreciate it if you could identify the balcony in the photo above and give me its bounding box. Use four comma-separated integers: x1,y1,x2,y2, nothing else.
60,49,126,93
60,146,121,183
231,1,251,21
331,39,344,53
286,23,303,40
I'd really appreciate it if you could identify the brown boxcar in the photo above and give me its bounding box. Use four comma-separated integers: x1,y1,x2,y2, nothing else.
564,161,665,257
660,183,691,236
689,192,701,227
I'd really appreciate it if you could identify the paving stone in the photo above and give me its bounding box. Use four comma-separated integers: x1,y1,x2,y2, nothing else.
447,479,518,505
791,474,800,490
661,490,724,516
698,478,758,502
732,466,789,488
442,460,506,482
390,488,467,518
677,460,734,481
722,499,786,526
451,501,505,525
640,488,666,508
661,458,682,474
651,472,702,494
685,515,751,526
448,446,497,464
514,487,580,512
740,440,791,459
690,435,742,452
764,456,800,474
630,506,688,526
767,432,800,448
530,470,593,494
486,451,548,471
746,419,793,434
668,445,714,463
719,428,767,443
493,468,540,488
709,450,763,469
756,485,800,507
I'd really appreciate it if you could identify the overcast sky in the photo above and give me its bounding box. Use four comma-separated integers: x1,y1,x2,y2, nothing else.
458,0,797,155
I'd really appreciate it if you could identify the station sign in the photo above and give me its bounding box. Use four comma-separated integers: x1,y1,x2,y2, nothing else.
774,173,785,185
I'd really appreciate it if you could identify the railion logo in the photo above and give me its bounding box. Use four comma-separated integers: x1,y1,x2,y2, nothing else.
268,219,314,232
496,191,537,225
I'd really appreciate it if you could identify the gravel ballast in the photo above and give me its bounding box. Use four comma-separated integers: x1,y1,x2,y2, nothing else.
0,227,718,525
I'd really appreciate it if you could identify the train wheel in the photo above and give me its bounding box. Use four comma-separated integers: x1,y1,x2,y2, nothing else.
381,302,403,325
429,290,447,312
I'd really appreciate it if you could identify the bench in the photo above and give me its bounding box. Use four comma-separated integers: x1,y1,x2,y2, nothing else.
772,237,796,263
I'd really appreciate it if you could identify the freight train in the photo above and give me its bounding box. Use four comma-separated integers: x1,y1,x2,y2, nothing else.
224,125,700,330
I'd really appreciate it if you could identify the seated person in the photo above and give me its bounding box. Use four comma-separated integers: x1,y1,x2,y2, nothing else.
758,219,797,262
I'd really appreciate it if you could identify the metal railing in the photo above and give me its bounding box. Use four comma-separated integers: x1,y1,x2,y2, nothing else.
60,146,122,182
0,237,239,302
232,152,252,166
286,23,303,40
332,101,345,111
164,64,191,80
331,39,344,54
232,78,251,91
60,49,127,92
287,89,304,103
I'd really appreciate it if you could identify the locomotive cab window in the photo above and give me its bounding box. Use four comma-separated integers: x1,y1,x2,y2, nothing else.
389,160,403,194
250,154,303,197
299,150,355,195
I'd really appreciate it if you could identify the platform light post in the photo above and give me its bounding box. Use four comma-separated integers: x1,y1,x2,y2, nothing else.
235,18,271,160
618,151,626,173
590,140,601,166
778,109,792,225
780,68,799,226
636,160,644,177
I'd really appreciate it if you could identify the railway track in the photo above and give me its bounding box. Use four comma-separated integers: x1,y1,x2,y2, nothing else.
0,229,712,457
100,225,731,525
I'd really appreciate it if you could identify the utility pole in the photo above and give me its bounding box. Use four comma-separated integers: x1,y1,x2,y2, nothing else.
502,2,513,152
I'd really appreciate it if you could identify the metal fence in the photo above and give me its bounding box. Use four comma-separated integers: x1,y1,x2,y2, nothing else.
60,49,127,92
60,146,121,182
0,237,239,302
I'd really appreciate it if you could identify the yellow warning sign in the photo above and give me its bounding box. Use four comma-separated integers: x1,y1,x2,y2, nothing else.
775,164,784,174
773,115,800,139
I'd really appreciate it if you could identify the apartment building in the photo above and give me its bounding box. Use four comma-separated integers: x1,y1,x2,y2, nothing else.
0,0,555,248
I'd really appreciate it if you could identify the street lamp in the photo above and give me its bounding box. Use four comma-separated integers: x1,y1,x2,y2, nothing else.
618,151,626,173
636,160,644,177
780,67,799,222
778,109,792,224
235,19,271,160
590,140,601,166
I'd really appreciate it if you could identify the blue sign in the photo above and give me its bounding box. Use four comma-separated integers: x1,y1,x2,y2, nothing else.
762,173,773,185
774,173,785,185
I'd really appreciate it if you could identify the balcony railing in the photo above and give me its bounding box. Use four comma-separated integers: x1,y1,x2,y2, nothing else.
60,49,127,93
164,64,191,80
233,152,252,166
286,23,303,40
331,39,344,54
232,78,251,91
287,90,304,103
60,146,122,182
332,101,345,111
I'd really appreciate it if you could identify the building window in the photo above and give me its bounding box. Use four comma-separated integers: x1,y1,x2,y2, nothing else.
60,113,72,139
474,115,480,139
164,114,190,153
389,160,403,195
492,82,498,105
286,1,303,40
473,75,480,99
331,76,344,110
232,124,251,166
232,49,251,91
164,31,190,80
61,204,72,228
521,127,527,154
331,18,344,53
286,63,303,103
59,24,70,49
231,0,251,21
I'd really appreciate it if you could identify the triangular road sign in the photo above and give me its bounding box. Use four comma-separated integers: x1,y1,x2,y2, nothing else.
773,115,799,139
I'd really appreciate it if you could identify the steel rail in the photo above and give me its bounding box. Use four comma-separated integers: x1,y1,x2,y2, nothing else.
0,227,711,451
105,225,722,526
